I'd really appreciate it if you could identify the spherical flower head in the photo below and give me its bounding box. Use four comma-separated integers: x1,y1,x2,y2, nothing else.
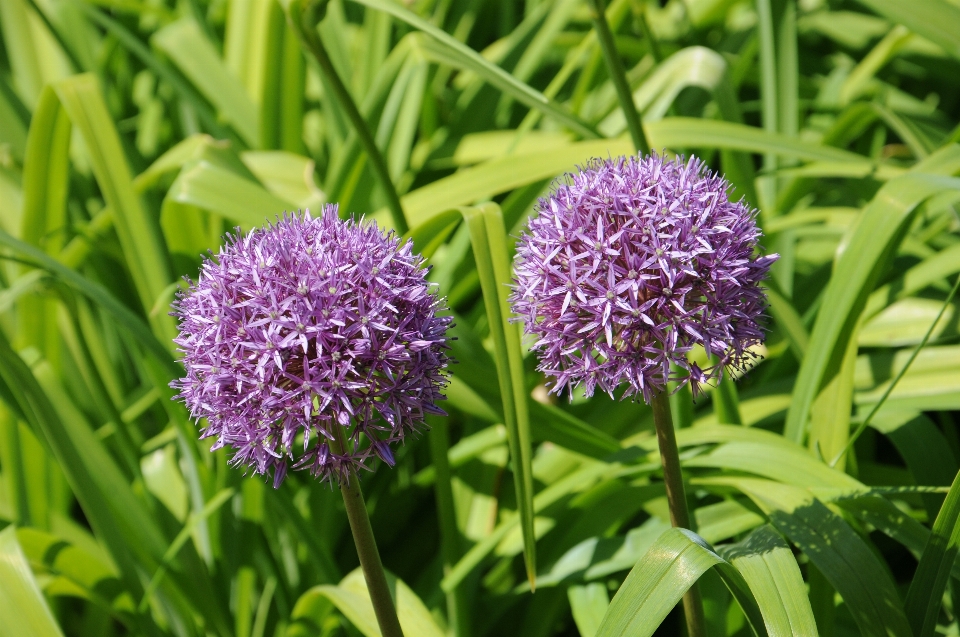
172,206,451,486
510,153,778,403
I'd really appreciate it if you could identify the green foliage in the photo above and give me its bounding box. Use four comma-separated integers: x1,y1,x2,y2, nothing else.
2,0,960,636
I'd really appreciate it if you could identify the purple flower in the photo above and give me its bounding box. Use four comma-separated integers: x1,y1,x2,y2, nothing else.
510,153,777,403
172,206,451,486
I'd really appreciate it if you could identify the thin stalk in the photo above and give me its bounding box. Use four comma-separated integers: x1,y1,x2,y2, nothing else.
588,0,649,154
331,426,404,637
287,1,408,233
339,473,405,637
650,391,706,637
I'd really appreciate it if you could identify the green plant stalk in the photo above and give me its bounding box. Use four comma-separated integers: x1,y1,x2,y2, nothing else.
650,391,706,637
288,0,409,233
331,425,404,637
588,0,649,154
339,473,405,637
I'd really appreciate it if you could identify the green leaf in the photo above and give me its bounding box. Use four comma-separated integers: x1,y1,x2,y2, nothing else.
684,441,864,489
461,202,536,587
0,229,180,379
348,0,598,139
855,0,960,60
240,151,325,211
0,338,188,634
719,526,819,637
403,119,877,229
835,494,945,567
905,468,960,637
152,19,259,146
784,166,960,442
859,297,957,347
703,478,913,637
568,583,609,637
597,46,729,133
808,325,858,469
870,411,956,518
16,526,133,622
291,568,445,637
17,83,69,359
166,159,295,228
51,74,176,339
864,242,960,319
595,527,767,637
0,525,65,637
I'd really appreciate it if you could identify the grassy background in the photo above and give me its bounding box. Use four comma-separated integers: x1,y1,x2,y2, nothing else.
3,0,960,636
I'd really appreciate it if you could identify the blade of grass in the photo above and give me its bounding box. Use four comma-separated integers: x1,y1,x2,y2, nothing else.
51,74,176,340
76,3,234,143
152,19,259,147
0,228,180,378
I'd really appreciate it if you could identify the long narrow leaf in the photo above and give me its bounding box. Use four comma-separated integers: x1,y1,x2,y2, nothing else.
461,202,537,587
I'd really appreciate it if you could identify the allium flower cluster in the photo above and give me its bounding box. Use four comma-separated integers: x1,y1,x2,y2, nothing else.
172,206,451,486
510,153,777,403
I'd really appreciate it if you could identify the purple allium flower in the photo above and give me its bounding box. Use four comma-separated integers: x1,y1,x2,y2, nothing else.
172,206,451,486
510,153,778,403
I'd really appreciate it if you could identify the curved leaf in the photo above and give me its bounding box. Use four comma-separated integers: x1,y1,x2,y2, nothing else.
596,527,767,637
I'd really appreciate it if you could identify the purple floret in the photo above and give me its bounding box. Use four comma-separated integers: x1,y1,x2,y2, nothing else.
172,206,451,486
510,153,778,403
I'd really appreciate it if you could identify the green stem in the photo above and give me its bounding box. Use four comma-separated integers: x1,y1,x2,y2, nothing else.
287,0,408,234
650,391,706,637
340,473,405,637
329,420,403,637
589,0,649,154
428,419,470,637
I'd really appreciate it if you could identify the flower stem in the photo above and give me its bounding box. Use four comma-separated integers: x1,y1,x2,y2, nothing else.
588,0,649,154
650,390,706,637
287,0,409,234
340,472,405,637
